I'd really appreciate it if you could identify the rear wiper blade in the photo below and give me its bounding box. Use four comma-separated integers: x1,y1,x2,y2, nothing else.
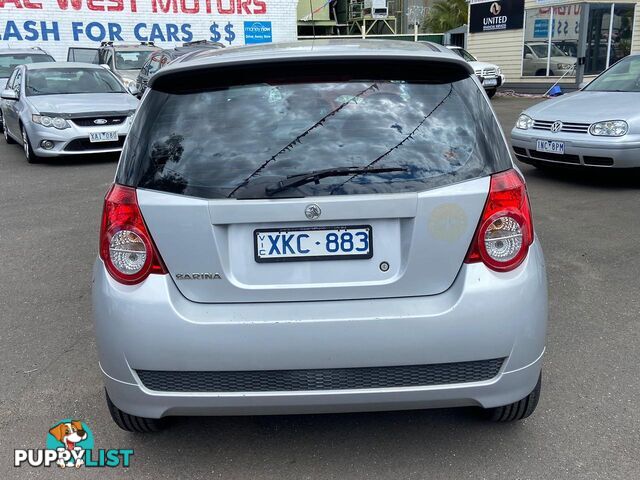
265,166,408,196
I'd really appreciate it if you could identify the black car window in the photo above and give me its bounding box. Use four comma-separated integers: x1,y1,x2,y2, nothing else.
67,48,99,63
118,60,511,199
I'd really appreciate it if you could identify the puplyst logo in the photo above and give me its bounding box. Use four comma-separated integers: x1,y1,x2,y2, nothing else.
14,419,133,469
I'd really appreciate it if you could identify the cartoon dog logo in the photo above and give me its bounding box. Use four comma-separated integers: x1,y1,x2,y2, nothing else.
48,421,88,468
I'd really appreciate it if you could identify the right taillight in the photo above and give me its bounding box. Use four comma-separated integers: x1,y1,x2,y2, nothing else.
465,169,534,272
99,184,166,285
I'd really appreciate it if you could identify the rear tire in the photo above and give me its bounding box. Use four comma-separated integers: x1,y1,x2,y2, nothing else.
3,116,16,144
486,373,542,422
106,390,165,433
21,125,40,164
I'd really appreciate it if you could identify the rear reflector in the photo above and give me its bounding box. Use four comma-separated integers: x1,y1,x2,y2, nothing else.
99,184,166,285
465,169,534,272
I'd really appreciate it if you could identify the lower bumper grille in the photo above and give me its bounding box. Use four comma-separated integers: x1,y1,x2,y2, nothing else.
136,358,505,393
64,136,125,152
513,146,527,156
529,150,580,164
583,156,614,166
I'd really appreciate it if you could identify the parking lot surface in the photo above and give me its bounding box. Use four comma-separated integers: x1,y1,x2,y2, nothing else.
1,96,639,479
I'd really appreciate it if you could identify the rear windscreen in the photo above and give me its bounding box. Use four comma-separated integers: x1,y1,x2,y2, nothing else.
117,61,512,199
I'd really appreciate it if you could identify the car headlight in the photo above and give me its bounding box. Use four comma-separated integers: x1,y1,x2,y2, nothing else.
557,63,574,70
589,120,628,137
32,114,70,130
496,66,502,75
515,114,534,130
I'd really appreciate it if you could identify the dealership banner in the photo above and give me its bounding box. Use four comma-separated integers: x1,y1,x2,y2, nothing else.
0,0,297,60
469,0,525,33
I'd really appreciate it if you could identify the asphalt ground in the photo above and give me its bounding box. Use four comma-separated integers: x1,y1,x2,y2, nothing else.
1,96,639,479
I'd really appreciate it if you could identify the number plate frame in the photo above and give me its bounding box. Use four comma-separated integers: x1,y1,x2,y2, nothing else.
483,78,498,87
254,225,373,263
89,131,119,143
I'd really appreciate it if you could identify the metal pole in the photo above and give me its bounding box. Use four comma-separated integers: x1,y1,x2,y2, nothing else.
546,7,554,76
414,22,418,41
606,3,614,69
575,3,589,87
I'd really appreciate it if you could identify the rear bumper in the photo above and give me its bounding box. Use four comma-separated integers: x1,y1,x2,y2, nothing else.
92,241,547,418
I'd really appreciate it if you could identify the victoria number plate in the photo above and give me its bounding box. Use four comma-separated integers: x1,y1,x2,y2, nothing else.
89,131,119,143
536,139,565,154
254,225,373,262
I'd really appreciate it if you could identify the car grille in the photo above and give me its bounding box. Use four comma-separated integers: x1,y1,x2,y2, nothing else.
70,116,127,127
64,136,126,152
482,67,497,77
136,358,505,393
533,119,590,134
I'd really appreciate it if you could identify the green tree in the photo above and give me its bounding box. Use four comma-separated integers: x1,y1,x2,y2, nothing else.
423,0,469,33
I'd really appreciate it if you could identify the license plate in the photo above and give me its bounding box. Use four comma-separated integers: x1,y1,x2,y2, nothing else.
89,131,119,143
536,140,565,154
484,78,498,87
254,225,373,262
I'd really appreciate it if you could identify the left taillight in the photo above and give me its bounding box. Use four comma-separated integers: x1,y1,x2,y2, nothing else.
99,184,166,285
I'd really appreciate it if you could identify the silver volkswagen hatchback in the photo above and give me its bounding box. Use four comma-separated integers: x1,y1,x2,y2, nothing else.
93,40,547,432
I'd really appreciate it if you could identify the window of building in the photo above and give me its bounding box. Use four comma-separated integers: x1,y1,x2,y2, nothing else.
522,4,581,77
522,3,635,78
584,3,635,75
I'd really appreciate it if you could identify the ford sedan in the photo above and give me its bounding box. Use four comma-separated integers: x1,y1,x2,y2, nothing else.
1,62,138,163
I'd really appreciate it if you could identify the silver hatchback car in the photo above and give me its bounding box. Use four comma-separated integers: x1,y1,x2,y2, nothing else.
512,54,640,168
93,40,548,432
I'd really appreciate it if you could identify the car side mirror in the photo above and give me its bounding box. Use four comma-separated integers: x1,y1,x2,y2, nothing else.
1,89,18,100
127,84,139,96
524,53,533,60
100,63,111,70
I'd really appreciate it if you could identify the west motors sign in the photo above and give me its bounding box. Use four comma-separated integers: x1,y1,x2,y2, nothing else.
0,0,297,60
469,0,525,33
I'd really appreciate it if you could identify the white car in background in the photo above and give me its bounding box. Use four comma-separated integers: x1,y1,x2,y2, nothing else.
522,42,576,77
447,46,505,98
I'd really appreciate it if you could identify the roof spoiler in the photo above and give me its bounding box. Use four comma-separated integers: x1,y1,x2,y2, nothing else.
151,55,474,93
